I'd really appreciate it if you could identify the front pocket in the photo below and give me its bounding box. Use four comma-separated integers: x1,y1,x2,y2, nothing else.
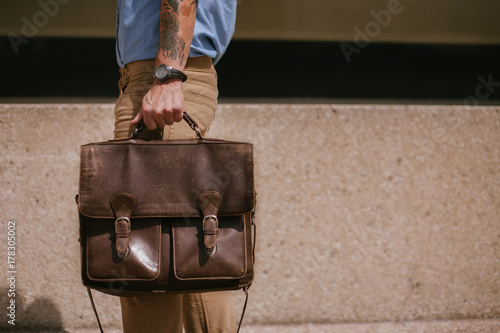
172,216,247,280
86,217,161,282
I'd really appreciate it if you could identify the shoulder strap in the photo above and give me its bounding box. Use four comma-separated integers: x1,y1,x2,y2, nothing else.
87,288,104,333
237,287,250,333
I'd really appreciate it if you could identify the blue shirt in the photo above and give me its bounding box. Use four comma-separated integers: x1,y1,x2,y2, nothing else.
116,0,237,68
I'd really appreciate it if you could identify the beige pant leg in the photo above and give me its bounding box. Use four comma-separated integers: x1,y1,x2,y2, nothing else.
183,292,237,333
121,291,237,333
120,294,183,333
113,59,162,141
114,57,236,333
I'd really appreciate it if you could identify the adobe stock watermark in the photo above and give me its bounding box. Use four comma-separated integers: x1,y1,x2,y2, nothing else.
8,0,71,54
6,220,17,326
462,74,500,106
397,73,500,178
340,0,410,64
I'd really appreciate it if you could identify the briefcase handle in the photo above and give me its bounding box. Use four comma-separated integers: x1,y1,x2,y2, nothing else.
131,111,202,140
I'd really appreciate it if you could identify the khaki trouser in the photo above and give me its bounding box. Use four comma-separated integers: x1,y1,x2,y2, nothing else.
114,57,237,333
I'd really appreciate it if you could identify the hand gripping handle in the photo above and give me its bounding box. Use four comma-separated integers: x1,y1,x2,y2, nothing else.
131,112,202,139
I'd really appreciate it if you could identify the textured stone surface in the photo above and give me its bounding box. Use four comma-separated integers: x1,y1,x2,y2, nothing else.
13,319,500,333
239,320,500,333
0,103,499,330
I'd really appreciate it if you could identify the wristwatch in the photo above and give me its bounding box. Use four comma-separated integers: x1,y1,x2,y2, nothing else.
153,64,187,82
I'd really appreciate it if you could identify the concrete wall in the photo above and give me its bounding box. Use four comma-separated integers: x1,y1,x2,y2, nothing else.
0,103,499,330
1,0,500,44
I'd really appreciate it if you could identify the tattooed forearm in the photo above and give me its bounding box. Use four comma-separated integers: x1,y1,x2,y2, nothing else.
160,9,185,65
159,0,197,67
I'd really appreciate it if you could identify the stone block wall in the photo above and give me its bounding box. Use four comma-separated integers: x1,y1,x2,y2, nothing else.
0,103,498,330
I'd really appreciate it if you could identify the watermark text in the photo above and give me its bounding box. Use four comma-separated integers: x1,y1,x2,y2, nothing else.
6,220,17,326
8,0,71,53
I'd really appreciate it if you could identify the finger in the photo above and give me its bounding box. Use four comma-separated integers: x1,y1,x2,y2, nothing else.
153,112,166,128
165,111,175,126
173,109,184,123
142,108,158,130
172,99,184,123
146,106,166,128
164,104,175,126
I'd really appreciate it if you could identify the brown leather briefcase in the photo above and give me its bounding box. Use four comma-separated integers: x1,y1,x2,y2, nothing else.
77,114,255,331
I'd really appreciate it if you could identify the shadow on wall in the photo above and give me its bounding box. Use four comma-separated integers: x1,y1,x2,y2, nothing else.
0,288,67,332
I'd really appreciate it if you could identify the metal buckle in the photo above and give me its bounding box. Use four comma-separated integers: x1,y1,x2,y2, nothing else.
183,112,203,139
117,247,129,259
203,215,219,227
115,216,131,231
205,245,217,257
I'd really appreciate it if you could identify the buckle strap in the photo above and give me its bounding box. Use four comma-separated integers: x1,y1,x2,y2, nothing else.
110,193,135,259
203,215,219,249
198,191,222,256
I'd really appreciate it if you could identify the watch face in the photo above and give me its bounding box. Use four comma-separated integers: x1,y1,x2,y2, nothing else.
155,65,170,80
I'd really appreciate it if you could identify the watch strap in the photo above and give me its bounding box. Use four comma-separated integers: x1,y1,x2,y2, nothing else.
166,67,187,82
154,64,187,82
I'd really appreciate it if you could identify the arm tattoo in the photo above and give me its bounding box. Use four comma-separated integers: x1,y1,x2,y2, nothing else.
160,0,197,67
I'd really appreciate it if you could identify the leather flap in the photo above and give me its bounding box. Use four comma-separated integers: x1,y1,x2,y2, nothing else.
78,139,255,219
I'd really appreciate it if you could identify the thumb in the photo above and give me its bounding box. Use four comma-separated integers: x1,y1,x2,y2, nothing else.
131,110,143,125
